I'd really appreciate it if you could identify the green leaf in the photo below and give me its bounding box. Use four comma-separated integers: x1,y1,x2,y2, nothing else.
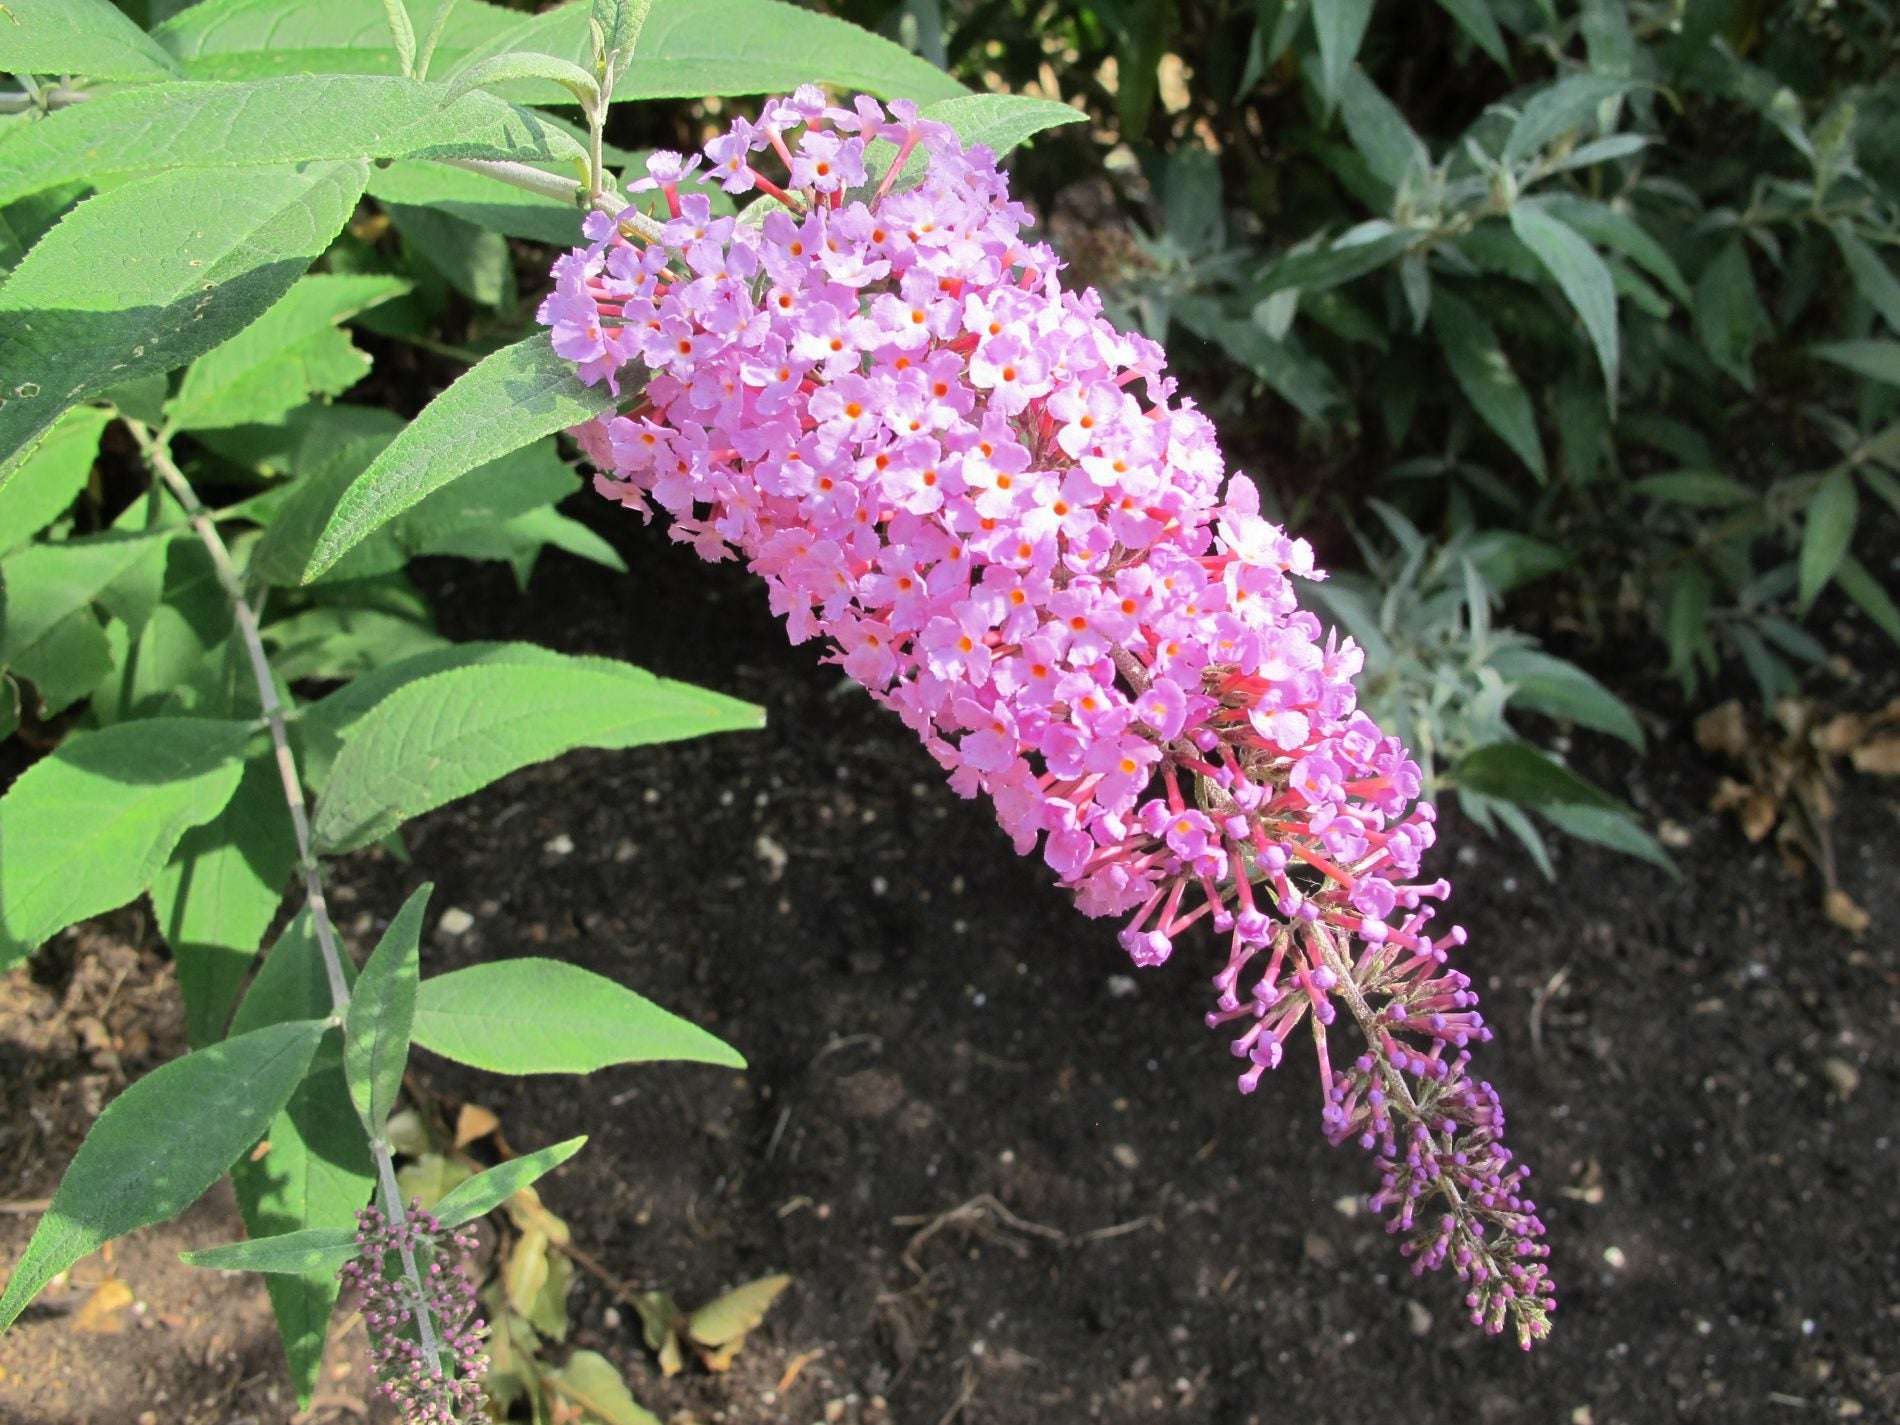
1501,74,1634,167
0,530,166,675
467,0,966,105
1813,339,1900,387
1797,468,1857,609
382,0,418,73
151,0,526,80
1510,200,1619,402
1336,68,1427,191
366,159,584,246
1490,648,1643,748
0,76,585,207
1835,553,1900,645
415,958,744,1074
1311,0,1374,110
595,0,653,72
0,1018,327,1332
1536,194,1690,304
1663,565,1712,685
0,404,108,554
547,1349,661,1425
0,718,252,972
0,0,184,80
1452,742,1621,809
1834,226,1900,333
1431,289,1546,480
264,604,448,682
1537,802,1674,873
445,49,601,105
1255,226,1414,300
301,332,615,581
1433,0,1506,65
1631,469,1755,507
0,161,367,478
386,202,513,307
430,1135,588,1228
904,93,1084,159
343,883,431,1138
167,275,409,432
1693,239,1765,388
150,756,300,1048
183,1227,360,1276
228,912,375,1409
311,655,763,852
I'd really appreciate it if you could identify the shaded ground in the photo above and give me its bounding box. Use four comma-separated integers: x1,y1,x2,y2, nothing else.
3,501,1898,1425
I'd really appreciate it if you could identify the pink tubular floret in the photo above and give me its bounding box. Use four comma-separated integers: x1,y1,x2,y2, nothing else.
539,86,1554,1347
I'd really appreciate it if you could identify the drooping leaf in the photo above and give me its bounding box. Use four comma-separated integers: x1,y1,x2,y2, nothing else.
1490,648,1644,748
1834,226,1900,333
0,404,109,554
1535,194,1690,304
229,912,376,1408
312,657,764,851
0,162,368,477
182,1227,360,1276
414,958,744,1074
1510,200,1619,402
0,1019,327,1331
150,756,300,1048
1537,803,1674,874
1311,0,1375,110
1255,225,1414,301
1431,289,1546,480
343,883,432,1138
1797,468,1857,610
1433,0,1507,64
301,333,616,581
167,275,409,432
1835,554,1900,646
431,1135,588,1228
0,718,252,972
1452,742,1622,809
0,0,184,81
1813,339,1900,387
0,76,584,207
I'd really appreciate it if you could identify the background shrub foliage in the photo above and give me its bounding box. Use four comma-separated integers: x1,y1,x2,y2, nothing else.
0,0,1896,1411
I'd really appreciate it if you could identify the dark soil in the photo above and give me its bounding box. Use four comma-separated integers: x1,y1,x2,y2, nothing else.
4,499,1898,1425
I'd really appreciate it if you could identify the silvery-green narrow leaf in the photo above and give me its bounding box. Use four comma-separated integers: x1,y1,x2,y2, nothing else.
0,162,368,479
1692,239,1765,389
1664,566,1712,690
1796,469,1857,610
431,1136,589,1228
1535,194,1689,304
1312,0,1375,111
1833,226,1900,333
1510,200,1619,405
0,718,253,972
382,0,419,74
0,0,184,80
1453,741,1622,809
1500,74,1634,167
1812,340,1900,387
1490,647,1644,748
1336,68,1428,191
0,1018,328,1331
1538,803,1673,873
1834,555,1900,645
183,1228,360,1276
414,958,745,1074
1434,0,1506,65
343,884,432,1137
1430,289,1546,480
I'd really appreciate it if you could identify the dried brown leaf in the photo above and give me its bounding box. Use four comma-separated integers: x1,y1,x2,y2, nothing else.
454,1103,501,1149
1695,700,1750,759
1850,736,1900,776
71,1277,133,1333
1823,888,1871,935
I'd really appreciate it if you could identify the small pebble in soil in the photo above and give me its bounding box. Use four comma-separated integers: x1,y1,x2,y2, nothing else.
543,832,574,856
437,907,474,937
1406,1301,1434,1337
1112,1143,1140,1169
1107,974,1138,999
1822,1057,1860,1098
1603,1245,1628,1270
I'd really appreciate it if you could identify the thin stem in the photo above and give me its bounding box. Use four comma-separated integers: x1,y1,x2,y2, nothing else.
0,84,89,114
433,157,666,242
126,417,448,1378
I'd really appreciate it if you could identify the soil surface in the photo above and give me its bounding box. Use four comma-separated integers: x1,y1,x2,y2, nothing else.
3,497,1898,1425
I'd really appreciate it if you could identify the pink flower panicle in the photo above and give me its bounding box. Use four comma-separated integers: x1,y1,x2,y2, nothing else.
339,1202,488,1423
539,87,1554,1346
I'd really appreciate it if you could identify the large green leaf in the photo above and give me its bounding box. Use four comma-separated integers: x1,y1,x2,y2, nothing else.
1490,647,1644,748
1797,468,1857,610
150,756,300,1047
0,1018,327,1332
0,529,167,676
0,0,184,81
1431,289,1546,480
0,77,584,207
0,718,252,971
415,959,744,1074
0,404,109,555
343,883,431,1138
912,93,1086,157
167,275,410,432
1452,741,1621,809
311,656,764,851
0,162,367,478
153,0,527,80
430,1135,587,1227
228,913,376,1408
1510,200,1619,401
1312,0,1375,110
300,333,615,581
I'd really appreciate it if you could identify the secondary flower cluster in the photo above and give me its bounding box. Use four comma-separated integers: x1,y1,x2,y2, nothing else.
339,1202,488,1424
541,89,1554,1346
